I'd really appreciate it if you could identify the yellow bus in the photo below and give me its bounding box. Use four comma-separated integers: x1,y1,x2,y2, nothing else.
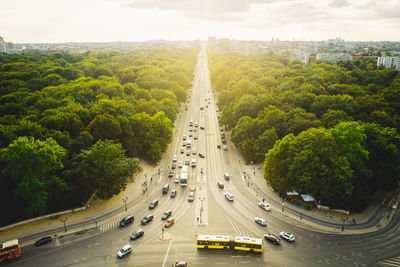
234,236,263,253
197,235,263,253
196,235,230,250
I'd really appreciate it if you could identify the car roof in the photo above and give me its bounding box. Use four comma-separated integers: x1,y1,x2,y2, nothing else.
122,244,131,250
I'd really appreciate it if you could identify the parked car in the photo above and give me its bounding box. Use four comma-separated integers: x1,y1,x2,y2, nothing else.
224,192,234,201
264,233,281,245
217,181,224,189
119,215,134,227
255,217,267,226
170,190,177,198
149,199,158,209
162,210,172,220
222,139,227,144
280,232,295,242
117,244,132,258
34,236,52,247
258,202,271,211
164,218,175,227
130,229,144,240
224,173,230,180
141,214,154,225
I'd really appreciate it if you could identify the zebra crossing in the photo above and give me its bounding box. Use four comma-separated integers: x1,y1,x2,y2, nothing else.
377,255,400,267
98,205,147,232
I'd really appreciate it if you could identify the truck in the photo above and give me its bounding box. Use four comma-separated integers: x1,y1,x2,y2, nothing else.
181,165,188,187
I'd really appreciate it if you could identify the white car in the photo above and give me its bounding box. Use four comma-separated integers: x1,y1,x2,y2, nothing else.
175,175,180,183
280,232,295,242
224,192,234,201
117,244,132,258
183,135,186,140
224,173,230,180
223,145,227,151
180,148,184,154
255,217,266,226
192,149,196,155
173,155,177,162
258,202,271,211
178,161,183,168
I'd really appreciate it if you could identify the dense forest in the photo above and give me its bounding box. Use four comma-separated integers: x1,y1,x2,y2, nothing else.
0,49,197,225
209,51,400,211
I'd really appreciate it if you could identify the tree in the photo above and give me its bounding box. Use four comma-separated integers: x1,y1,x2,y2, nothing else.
73,140,140,199
87,114,121,141
1,137,67,216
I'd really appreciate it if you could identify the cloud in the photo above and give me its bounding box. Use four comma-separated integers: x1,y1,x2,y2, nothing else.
124,0,284,21
328,0,349,8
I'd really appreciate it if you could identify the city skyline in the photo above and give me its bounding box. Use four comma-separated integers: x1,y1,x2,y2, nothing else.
1,0,400,43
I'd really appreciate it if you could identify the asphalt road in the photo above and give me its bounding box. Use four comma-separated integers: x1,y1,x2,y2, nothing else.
5,49,400,267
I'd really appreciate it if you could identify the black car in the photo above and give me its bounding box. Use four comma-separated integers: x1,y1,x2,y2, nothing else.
217,144,221,148
217,181,224,189
170,190,177,198
149,199,159,209
172,163,176,169
34,236,52,247
222,138,227,144
119,215,134,227
130,229,144,240
199,153,205,158
264,233,281,245
141,214,154,225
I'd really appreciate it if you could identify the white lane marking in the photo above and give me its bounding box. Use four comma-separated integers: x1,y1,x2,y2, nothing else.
161,240,173,267
215,263,228,265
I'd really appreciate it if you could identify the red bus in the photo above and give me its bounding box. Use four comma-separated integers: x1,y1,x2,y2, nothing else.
0,239,21,263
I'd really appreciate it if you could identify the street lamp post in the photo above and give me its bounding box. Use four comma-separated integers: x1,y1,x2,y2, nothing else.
60,217,67,233
122,197,128,212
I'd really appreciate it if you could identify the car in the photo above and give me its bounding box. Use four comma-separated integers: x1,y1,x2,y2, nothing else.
186,150,190,156
170,190,177,198
164,218,175,227
264,234,281,245
162,184,169,194
189,133,192,137
172,163,176,169
173,261,187,267
255,217,266,226
192,149,196,155
34,236,52,247
161,210,172,220
221,133,225,138
220,127,224,131
168,170,174,177
117,244,132,258
188,191,194,202
174,175,180,183
194,136,198,140
217,144,221,148
173,155,177,162
178,161,183,168
223,145,227,151
224,192,234,201
189,127,193,132
200,126,204,130
224,173,230,180
280,232,295,242
180,148,184,154
119,215,134,227
149,199,158,209
130,229,144,240
141,214,154,225
217,181,224,189
258,202,271,211
199,153,205,158
185,159,189,166
183,135,186,140
195,123,198,127
222,139,227,144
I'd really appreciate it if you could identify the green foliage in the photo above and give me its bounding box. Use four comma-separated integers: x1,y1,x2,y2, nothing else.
0,49,197,224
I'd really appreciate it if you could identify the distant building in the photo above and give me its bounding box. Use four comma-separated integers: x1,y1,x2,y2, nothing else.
290,51,309,64
245,42,259,56
377,57,400,70
208,37,217,49
316,53,352,63
218,38,231,52
0,36,7,53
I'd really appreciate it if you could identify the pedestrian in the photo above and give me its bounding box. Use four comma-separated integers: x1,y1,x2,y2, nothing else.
262,198,265,203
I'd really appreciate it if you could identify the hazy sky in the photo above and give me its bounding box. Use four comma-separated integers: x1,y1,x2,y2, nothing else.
1,0,399,43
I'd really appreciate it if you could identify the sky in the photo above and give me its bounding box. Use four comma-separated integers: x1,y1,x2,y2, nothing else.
1,0,400,43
